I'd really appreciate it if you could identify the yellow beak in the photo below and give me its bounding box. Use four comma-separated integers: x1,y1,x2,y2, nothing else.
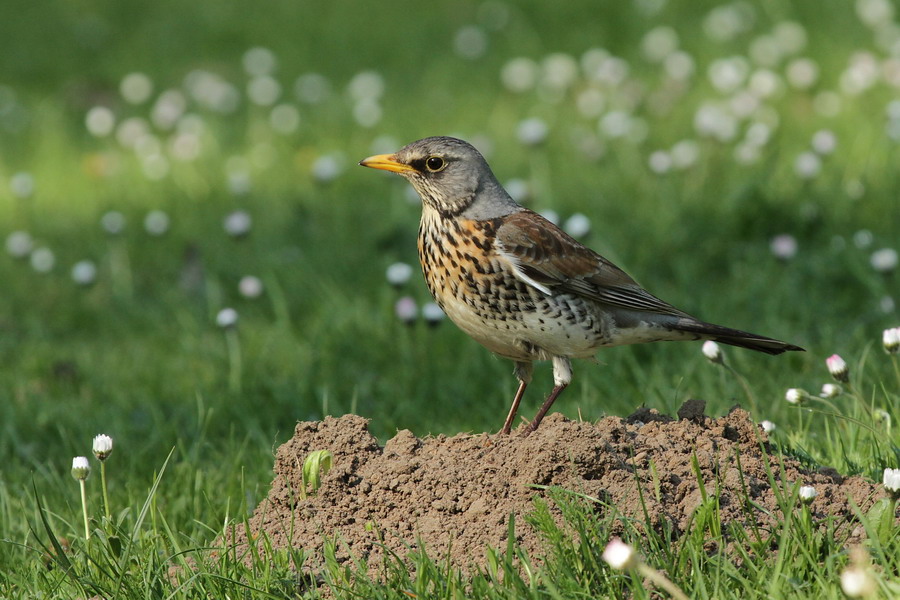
358,153,414,174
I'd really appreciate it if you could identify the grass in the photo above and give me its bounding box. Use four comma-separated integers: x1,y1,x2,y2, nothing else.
1,0,899,596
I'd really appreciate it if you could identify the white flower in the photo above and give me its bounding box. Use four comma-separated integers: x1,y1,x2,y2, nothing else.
223,210,252,237
71,260,97,286
10,172,34,199
239,275,264,299
386,262,414,287
152,90,187,130
216,308,239,329
270,104,300,134
820,383,842,398
294,72,332,104
748,69,782,97
71,456,91,480
664,51,695,80
703,4,753,42
600,110,635,139
786,388,809,405
760,420,776,433
120,72,154,104
670,140,700,169
641,26,679,63
453,26,488,60
563,213,591,238
826,354,849,383
602,538,638,570
811,130,837,155
853,230,874,249
785,58,819,89
92,434,113,461
870,248,898,273
841,566,876,598
770,234,798,261
144,210,170,236
517,118,549,146
30,247,55,273
501,57,538,93
422,302,445,325
353,99,381,128
576,88,605,118
101,211,126,235
504,179,530,203
883,468,900,495
773,21,807,55
857,0,895,27
884,327,900,354
702,340,723,364
648,150,673,174
708,56,750,93
85,106,116,137
798,485,817,503
693,103,737,142
347,71,385,102
394,296,418,324
242,47,277,76
247,76,281,106
840,52,880,95
311,153,345,183
539,209,559,225
794,152,821,179
6,231,33,258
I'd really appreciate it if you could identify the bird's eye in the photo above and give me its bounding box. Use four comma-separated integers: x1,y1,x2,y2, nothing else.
425,156,445,172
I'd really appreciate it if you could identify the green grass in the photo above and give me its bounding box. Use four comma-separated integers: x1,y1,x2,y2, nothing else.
1,0,900,597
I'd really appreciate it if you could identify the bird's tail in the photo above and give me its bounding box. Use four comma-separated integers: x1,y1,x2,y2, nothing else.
675,320,804,355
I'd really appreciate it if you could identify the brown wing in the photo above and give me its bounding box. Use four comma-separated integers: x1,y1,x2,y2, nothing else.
495,210,690,317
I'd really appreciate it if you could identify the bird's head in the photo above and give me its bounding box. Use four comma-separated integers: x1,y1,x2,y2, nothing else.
359,136,518,218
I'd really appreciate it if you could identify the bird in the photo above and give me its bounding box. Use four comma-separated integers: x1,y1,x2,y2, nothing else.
359,136,804,435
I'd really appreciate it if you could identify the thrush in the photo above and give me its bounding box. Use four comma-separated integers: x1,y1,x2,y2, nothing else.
360,136,803,434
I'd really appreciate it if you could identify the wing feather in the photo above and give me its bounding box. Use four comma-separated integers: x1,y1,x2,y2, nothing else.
495,210,689,317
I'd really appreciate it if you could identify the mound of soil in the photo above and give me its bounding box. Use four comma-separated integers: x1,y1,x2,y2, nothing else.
227,404,886,575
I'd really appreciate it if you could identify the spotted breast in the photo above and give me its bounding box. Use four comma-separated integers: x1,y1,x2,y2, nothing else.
417,206,607,363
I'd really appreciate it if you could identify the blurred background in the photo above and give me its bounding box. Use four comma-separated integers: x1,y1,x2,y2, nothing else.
0,0,898,532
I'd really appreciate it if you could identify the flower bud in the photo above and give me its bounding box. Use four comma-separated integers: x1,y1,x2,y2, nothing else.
71,456,91,481
884,327,900,354
785,388,809,405
883,468,900,499
819,383,842,399
825,354,849,383
798,485,817,504
702,340,724,364
602,538,638,570
92,434,113,461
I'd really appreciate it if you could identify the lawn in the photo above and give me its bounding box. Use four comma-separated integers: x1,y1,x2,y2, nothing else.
1,0,898,597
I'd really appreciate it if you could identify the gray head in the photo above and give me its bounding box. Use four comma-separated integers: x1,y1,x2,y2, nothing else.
359,136,521,219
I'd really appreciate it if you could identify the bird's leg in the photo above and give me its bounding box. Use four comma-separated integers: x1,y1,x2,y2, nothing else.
525,356,572,434
500,361,533,434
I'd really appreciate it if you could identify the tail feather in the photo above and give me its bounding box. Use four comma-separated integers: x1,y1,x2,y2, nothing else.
676,320,804,355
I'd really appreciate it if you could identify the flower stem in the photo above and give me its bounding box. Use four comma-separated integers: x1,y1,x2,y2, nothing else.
725,364,757,413
637,563,689,600
79,479,90,540
100,461,111,522
108,239,133,300
891,356,900,389
225,328,242,394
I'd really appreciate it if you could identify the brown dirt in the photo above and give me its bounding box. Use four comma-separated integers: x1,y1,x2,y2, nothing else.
226,403,887,576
